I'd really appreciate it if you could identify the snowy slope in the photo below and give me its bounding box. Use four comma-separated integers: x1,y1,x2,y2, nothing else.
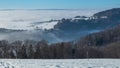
0,59,120,68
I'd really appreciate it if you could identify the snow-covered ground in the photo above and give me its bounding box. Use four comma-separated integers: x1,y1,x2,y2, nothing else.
0,59,119,68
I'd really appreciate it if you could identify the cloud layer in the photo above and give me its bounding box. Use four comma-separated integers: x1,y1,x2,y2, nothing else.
0,9,99,30
0,9,101,43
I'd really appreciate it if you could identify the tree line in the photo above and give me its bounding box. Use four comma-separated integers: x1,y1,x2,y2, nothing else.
0,25,120,59
0,39,120,59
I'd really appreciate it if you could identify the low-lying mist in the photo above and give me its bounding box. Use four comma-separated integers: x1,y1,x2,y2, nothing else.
0,29,101,44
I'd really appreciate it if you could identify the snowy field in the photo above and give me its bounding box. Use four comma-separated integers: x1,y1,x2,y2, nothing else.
0,59,119,68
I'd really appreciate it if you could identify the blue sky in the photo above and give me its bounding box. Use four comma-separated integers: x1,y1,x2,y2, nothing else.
0,0,119,9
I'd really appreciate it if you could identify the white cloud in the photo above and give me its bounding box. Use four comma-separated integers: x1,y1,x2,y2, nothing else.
0,10,99,30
